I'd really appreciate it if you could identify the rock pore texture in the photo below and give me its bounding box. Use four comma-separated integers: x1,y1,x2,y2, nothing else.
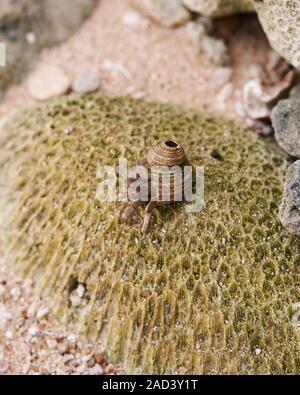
0,96,300,374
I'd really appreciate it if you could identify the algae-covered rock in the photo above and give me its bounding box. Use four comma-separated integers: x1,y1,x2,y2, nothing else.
0,0,96,98
0,96,300,374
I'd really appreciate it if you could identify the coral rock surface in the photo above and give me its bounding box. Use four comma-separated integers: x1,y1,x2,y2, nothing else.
0,96,300,374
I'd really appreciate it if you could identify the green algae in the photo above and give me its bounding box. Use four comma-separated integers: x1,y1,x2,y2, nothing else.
0,95,299,374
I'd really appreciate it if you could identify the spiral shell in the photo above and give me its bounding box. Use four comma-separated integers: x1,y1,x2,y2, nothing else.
147,140,190,203
147,140,186,167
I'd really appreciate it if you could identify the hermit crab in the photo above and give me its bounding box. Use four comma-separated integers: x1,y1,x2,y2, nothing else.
118,140,191,234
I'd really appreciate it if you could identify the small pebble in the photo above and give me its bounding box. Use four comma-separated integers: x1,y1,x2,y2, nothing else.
46,339,58,350
11,287,21,299
64,126,75,135
67,334,76,342
122,11,142,26
28,326,40,338
36,307,49,320
5,330,13,339
70,291,82,307
77,363,86,374
27,65,71,101
27,303,37,317
76,284,85,298
72,74,101,94
63,354,74,364
57,342,68,355
87,357,96,368
0,363,9,374
92,364,104,375
26,32,36,44
255,348,262,356
82,353,93,363
243,79,270,120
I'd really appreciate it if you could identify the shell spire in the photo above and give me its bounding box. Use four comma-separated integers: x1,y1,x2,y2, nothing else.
147,140,187,167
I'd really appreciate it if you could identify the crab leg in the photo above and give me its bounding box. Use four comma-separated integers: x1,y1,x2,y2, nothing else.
142,200,156,234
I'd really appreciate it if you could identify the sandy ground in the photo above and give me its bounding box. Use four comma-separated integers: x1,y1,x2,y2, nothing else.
0,0,274,118
0,0,276,375
0,259,125,375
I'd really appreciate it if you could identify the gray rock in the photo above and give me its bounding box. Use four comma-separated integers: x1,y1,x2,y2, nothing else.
290,84,300,100
272,92,300,158
279,160,300,237
72,74,101,94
